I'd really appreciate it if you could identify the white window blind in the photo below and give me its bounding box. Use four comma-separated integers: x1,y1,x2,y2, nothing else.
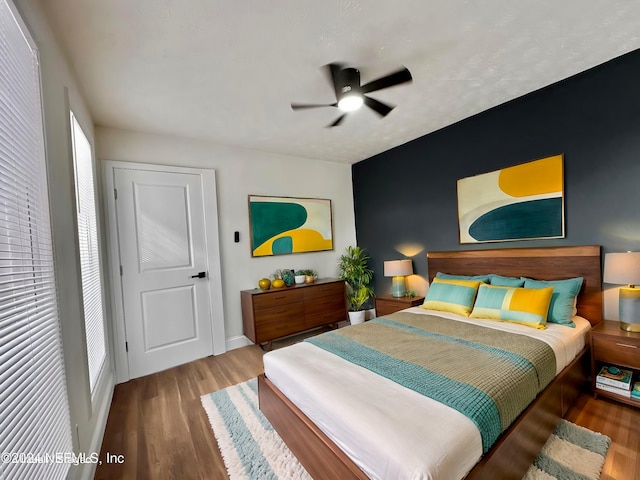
0,1,73,479
70,112,106,394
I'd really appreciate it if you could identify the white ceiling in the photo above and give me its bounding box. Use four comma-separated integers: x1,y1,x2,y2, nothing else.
39,0,640,164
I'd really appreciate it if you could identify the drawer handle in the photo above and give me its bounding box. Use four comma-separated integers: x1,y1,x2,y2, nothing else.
615,342,639,349
273,296,287,300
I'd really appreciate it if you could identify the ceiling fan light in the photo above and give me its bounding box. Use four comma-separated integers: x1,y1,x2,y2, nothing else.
338,94,363,112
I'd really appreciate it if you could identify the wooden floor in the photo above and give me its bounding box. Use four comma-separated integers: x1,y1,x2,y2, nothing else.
95,345,640,480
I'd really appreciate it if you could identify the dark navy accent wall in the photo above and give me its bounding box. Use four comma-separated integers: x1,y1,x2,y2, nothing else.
352,49,640,296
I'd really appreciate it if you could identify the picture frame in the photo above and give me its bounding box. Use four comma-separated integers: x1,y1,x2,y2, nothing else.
248,195,334,257
457,154,565,244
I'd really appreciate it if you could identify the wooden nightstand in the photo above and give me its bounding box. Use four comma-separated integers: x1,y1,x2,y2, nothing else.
590,320,640,407
374,294,425,317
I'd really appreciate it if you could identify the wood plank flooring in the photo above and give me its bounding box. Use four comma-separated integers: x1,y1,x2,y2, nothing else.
95,345,640,480
565,393,640,480
94,346,265,480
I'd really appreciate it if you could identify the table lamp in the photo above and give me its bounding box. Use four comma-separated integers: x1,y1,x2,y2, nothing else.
603,252,640,332
384,260,413,297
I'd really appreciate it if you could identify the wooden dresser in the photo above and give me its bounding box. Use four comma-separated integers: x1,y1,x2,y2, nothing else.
241,278,347,347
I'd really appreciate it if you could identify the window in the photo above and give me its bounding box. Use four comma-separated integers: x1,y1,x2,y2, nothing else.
0,1,73,479
70,112,106,394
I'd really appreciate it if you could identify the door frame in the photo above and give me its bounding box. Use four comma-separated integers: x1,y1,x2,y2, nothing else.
103,160,226,383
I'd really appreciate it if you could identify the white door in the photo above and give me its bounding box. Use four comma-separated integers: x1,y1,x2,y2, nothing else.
113,166,222,379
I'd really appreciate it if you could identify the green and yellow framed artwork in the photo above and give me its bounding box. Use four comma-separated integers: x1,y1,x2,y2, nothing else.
457,154,565,244
248,195,333,256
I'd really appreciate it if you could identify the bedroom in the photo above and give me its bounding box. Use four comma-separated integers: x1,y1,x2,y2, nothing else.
2,0,640,479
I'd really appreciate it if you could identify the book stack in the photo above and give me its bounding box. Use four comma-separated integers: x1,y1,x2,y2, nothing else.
632,382,640,401
596,365,633,398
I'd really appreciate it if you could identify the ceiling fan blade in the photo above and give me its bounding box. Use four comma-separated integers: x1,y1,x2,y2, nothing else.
363,95,395,117
326,114,347,127
291,102,337,110
323,63,345,99
361,66,412,94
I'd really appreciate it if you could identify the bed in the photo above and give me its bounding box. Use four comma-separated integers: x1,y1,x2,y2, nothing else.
258,246,602,480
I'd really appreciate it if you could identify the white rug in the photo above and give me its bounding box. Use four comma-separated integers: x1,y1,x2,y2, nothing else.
202,379,610,480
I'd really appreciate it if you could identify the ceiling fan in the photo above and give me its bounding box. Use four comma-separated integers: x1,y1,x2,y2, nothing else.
291,63,412,127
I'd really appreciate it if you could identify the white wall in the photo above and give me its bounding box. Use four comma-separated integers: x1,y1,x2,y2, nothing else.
96,127,357,350
15,1,114,479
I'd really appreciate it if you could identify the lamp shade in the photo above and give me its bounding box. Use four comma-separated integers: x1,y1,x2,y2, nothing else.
384,260,413,297
603,252,640,285
384,260,413,277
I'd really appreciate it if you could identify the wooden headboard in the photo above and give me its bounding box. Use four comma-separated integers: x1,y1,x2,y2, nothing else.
426,245,602,325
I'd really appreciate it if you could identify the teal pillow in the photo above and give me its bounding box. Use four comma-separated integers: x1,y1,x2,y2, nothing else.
422,278,481,317
435,272,491,283
488,274,525,288
522,277,584,327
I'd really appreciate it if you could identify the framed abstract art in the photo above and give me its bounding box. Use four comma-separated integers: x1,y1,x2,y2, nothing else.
248,195,333,257
457,154,565,244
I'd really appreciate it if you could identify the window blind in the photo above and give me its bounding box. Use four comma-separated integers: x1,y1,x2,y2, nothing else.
70,112,106,394
0,1,73,479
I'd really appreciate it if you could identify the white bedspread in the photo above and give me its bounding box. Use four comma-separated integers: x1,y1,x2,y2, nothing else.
263,309,590,480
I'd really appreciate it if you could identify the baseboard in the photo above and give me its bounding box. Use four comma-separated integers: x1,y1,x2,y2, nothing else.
226,335,252,351
74,369,116,480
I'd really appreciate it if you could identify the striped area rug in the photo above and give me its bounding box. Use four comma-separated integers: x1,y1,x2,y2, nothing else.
523,420,611,480
201,379,610,480
201,378,311,480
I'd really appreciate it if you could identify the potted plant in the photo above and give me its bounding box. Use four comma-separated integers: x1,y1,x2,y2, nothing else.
294,270,306,284
297,269,318,284
338,246,374,325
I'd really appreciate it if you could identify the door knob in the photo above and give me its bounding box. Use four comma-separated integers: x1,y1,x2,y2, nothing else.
191,271,207,279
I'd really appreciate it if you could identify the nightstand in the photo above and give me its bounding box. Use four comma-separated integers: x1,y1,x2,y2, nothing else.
590,320,640,407
374,294,425,317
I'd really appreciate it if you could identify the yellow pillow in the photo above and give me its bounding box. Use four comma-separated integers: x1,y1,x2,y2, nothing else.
470,284,554,329
421,278,482,317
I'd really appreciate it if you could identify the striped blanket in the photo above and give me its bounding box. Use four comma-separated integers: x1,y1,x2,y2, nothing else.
305,312,556,453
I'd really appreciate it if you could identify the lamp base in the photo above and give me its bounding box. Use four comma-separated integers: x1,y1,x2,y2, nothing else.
391,276,406,297
620,321,640,332
619,286,640,332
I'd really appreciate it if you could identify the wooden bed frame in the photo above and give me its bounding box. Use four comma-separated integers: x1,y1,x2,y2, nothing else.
259,245,602,480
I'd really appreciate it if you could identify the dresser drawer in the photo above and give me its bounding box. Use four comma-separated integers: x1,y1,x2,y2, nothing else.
305,294,345,314
592,335,640,368
305,305,346,328
253,289,304,310
256,317,306,343
303,282,344,301
254,302,305,326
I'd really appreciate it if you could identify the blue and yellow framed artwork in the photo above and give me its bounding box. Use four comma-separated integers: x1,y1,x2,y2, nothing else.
457,155,565,244
249,195,333,256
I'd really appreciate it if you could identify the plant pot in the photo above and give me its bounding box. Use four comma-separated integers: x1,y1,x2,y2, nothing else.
348,310,366,325
295,275,305,284
304,275,315,284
